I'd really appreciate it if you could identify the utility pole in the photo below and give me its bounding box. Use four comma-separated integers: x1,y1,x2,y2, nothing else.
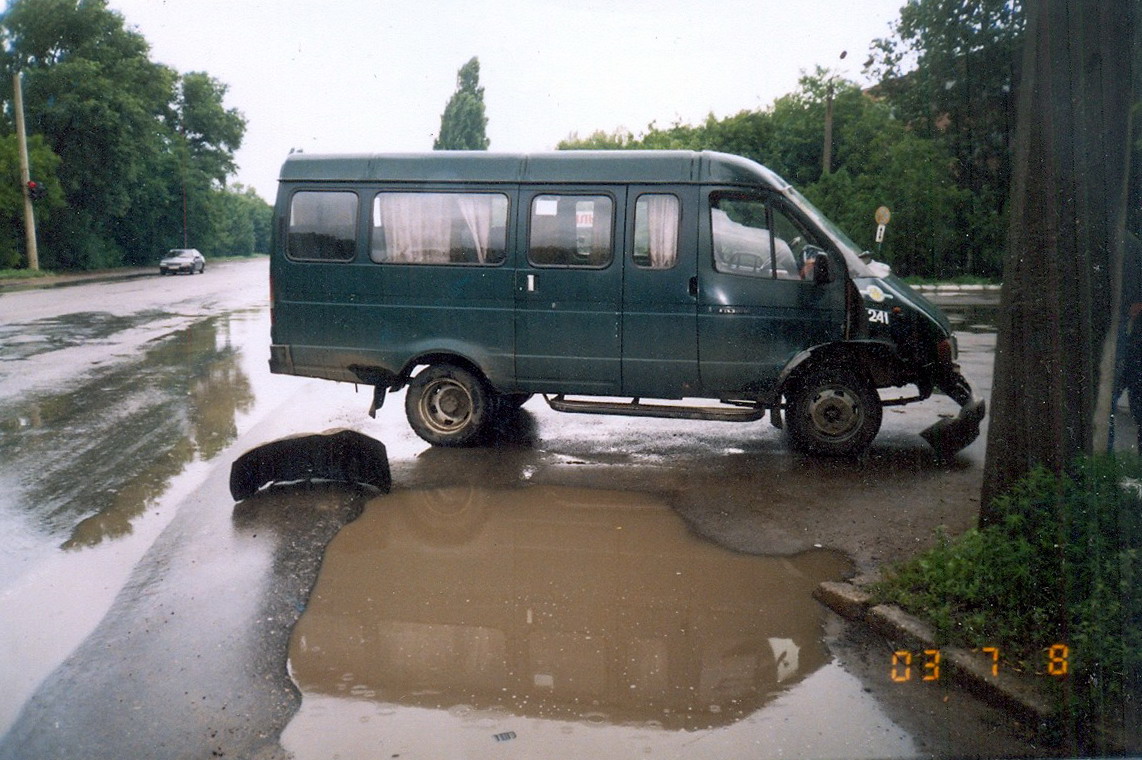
12,71,39,271
822,82,834,176
821,51,847,178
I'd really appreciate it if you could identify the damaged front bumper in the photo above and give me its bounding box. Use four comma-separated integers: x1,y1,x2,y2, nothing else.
920,370,987,457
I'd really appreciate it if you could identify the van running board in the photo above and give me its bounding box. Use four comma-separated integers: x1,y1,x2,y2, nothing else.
544,394,767,423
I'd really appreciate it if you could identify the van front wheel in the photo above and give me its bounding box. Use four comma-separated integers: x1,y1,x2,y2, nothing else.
405,365,490,447
785,367,881,456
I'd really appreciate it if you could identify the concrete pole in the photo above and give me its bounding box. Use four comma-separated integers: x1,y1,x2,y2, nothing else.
822,83,834,176
12,71,39,271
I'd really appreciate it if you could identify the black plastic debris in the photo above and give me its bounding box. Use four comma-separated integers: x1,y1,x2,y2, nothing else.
920,397,987,459
229,428,391,501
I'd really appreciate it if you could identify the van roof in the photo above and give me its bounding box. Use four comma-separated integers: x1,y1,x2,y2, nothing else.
278,150,789,189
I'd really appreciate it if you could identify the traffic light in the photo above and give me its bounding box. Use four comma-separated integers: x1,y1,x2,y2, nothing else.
26,180,46,201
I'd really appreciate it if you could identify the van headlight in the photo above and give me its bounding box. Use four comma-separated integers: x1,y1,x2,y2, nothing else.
936,336,958,364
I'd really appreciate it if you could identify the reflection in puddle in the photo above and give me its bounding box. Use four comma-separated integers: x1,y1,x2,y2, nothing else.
0,309,174,362
0,316,253,549
0,313,261,732
285,486,853,756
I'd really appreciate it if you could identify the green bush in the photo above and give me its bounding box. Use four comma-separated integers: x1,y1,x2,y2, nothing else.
872,455,1141,748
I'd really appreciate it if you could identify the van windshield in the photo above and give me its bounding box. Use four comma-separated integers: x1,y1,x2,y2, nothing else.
782,186,875,278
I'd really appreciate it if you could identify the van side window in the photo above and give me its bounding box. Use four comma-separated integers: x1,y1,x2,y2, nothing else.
710,195,775,277
633,194,679,270
287,191,359,262
371,192,508,265
710,193,822,280
769,204,819,280
528,195,613,268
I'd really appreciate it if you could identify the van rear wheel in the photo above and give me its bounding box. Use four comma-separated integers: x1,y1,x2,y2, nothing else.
405,365,490,447
785,367,881,456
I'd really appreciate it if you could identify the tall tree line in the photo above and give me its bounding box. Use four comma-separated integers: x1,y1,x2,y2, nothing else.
558,1,1092,282
559,70,981,280
0,0,271,271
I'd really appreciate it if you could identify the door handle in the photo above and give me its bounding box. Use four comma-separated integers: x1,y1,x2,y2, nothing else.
688,276,698,298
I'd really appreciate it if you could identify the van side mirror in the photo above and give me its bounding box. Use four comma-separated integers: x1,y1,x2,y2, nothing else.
812,251,832,284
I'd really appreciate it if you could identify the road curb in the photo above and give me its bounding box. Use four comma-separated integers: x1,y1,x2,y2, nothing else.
0,258,263,293
913,283,1002,292
0,268,154,292
814,581,1055,729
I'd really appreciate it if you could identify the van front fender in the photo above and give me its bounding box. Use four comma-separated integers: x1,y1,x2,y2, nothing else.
774,340,908,400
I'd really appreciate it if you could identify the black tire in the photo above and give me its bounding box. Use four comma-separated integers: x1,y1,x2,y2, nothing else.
405,364,491,446
785,366,882,456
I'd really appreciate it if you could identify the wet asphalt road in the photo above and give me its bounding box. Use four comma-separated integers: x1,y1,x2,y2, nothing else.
0,260,1051,758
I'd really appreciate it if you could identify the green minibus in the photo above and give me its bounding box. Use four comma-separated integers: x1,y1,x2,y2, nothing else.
269,150,984,457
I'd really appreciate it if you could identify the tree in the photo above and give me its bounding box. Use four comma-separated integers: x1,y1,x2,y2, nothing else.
1,0,179,268
865,0,1024,276
556,128,635,150
201,185,271,257
173,72,245,185
0,0,251,269
0,132,60,268
559,71,970,279
433,57,489,150
980,1,1138,516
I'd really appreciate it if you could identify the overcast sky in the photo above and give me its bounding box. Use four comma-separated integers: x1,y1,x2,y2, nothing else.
105,0,908,202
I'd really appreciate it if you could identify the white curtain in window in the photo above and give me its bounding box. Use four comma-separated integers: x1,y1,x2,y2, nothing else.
457,195,493,263
646,195,679,269
378,194,450,263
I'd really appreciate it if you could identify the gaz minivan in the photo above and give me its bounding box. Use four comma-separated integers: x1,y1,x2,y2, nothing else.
268,151,984,457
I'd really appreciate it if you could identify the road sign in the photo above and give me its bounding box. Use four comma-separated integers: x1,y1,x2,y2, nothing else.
875,206,891,225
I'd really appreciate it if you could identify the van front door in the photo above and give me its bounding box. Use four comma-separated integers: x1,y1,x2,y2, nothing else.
514,189,625,394
698,191,846,396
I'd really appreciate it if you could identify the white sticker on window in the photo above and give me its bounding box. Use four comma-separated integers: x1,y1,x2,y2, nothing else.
534,198,558,217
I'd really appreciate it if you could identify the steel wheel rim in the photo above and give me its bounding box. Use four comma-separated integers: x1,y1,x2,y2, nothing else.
808,384,863,439
419,378,474,435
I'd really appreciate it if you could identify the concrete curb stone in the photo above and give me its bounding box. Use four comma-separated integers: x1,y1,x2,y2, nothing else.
814,581,1055,729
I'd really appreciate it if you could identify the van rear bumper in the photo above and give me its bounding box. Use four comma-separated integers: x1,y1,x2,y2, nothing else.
269,344,294,375
270,344,398,386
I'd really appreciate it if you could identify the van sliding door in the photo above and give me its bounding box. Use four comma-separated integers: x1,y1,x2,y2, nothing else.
514,188,625,394
620,187,699,398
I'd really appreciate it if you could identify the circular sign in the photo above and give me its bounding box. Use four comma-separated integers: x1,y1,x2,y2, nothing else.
875,206,891,225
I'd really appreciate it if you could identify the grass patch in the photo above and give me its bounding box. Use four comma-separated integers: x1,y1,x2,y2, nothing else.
871,455,1140,750
0,268,54,280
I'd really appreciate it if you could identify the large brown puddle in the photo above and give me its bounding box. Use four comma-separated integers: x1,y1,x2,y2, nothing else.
284,486,858,757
